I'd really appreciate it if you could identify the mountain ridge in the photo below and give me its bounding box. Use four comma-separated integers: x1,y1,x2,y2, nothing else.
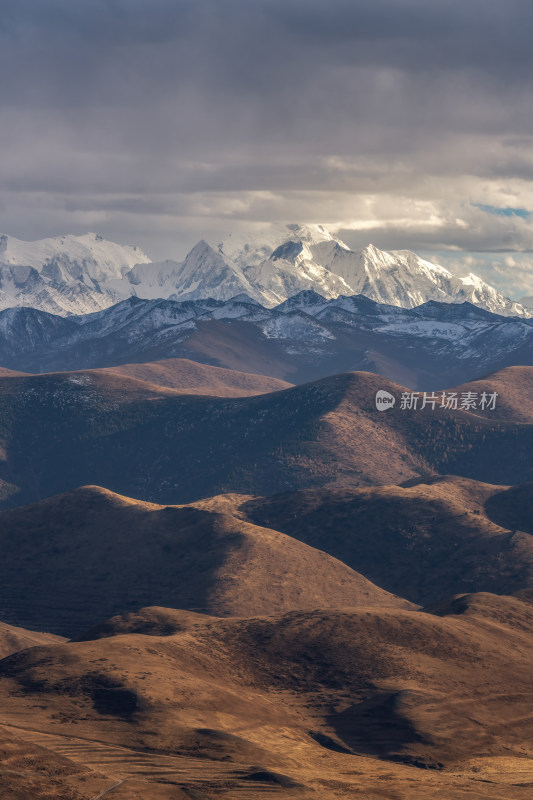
0,367,531,511
1,292,532,389
0,225,529,318
0,483,411,636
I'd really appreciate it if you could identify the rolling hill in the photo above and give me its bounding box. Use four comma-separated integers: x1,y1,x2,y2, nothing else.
447,365,533,422
0,485,409,636
0,367,531,510
0,622,63,660
100,357,292,396
242,475,533,605
1,472,533,636
0,598,532,797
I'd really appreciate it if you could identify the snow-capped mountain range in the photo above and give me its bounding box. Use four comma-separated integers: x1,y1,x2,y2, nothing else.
0,224,529,318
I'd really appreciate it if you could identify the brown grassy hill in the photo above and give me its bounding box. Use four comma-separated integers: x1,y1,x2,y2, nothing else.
101,357,293,396
0,622,63,659
0,724,120,800
484,481,533,534
0,358,292,398
2,474,533,638
0,485,409,636
449,365,533,422
0,367,182,403
0,368,531,510
242,475,533,605
184,317,302,380
0,599,532,797
428,590,533,627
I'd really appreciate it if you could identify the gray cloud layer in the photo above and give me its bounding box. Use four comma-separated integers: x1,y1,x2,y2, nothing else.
2,0,533,296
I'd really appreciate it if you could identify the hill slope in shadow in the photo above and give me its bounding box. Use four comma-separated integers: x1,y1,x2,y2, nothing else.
0,485,410,636
242,475,533,605
0,367,531,509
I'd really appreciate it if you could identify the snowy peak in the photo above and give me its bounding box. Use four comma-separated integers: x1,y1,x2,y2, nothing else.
0,232,150,282
217,223,349,270
275,289,330,313
181,239,233,276
302,241,530,318
0,232,152,316
242,242,354,307
163,240,263,303
0,226,529,320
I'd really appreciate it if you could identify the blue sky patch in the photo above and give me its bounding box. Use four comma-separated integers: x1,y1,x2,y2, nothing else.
473,204,531,219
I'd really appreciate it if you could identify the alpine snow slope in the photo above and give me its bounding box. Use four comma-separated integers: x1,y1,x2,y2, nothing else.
1,291,533,389
0,232,150,315
0,225,529,317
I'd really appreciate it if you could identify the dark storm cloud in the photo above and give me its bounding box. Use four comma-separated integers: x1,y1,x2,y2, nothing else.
1,0,533,295
4,0,533,109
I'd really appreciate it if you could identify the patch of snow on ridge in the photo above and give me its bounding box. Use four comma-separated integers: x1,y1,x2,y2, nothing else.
261,312,336,342
67,374,92,386
376,321,473,340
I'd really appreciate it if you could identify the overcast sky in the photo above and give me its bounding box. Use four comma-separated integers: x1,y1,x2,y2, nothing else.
2,0,533,298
